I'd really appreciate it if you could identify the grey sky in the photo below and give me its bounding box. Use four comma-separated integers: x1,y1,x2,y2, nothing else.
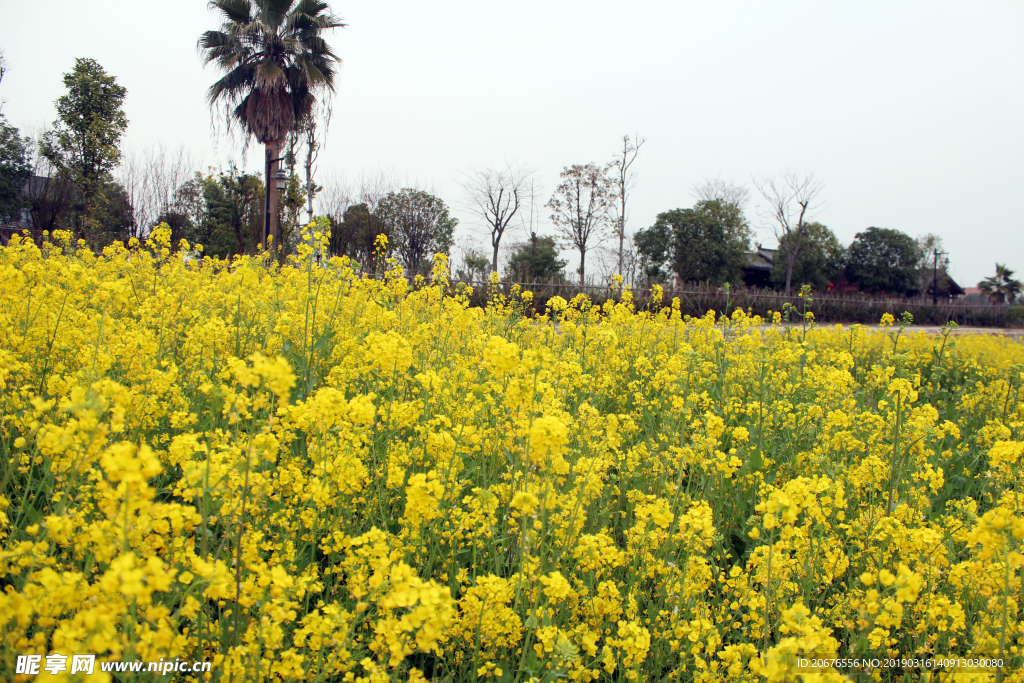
1,1,1021,287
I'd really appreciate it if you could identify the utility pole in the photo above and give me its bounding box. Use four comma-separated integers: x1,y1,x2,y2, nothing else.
932,247,949,305
264,151,287,250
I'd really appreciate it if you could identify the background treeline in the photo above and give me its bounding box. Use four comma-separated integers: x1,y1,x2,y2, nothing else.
634,204,947,297
2,120,459,272
2,54,1020,307
2,129,460,273
0,55,458,273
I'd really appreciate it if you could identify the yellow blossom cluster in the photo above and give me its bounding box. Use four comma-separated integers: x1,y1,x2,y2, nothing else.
1,225,1023,681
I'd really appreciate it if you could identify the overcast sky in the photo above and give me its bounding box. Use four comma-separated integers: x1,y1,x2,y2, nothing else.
1,1,1021,286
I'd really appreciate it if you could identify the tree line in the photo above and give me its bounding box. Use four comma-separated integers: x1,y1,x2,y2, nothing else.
1,0,1019,303
0,52,458,271
633,196,952,298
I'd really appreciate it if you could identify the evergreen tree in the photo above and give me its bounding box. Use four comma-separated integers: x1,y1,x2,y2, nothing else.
0,115,31,224
504,236,566,282
40,58,128,244
845,227,922,295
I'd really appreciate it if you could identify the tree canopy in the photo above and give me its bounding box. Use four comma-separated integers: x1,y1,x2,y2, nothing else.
200,0,344,146
547,163,613,285
636,199,751,286
770,222,845,290
40,58,128,242
191,168,265,258
199,0,344,249
0,115,31,224
457,249,491,282
504,236,566,282
632,222,672,283
844,226,923,295
328,203,387,268
377,189,457,274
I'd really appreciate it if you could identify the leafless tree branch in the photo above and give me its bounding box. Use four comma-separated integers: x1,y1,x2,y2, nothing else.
752,171,824,294
118,142,201,239
547,163,614,286
692,177,750,211
458,161,535,273
610,134,645,277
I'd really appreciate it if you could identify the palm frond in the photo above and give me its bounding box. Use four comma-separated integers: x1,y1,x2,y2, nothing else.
296,36,336,58
200,0,342,145
289,87,316,124
294,54,335,89
227,19,268,40
266,0,296,13
208,0,251,24
290,0,328,16
286,0,346,33
259,0,294,33
198,30,249,68
207,62,257,104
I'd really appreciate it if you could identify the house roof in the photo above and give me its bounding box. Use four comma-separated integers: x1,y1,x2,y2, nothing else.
743,247,776,272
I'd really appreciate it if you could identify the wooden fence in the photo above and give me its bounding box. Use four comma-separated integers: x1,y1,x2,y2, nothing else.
450,279,1015,327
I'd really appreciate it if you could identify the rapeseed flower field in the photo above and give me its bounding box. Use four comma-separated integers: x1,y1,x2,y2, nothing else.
1,224,1023,682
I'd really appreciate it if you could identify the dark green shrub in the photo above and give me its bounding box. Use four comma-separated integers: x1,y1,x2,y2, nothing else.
1006,306,1024,327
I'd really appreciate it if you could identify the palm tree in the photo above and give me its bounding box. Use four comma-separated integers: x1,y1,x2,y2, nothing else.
199,0,344,251
978,263,1022,304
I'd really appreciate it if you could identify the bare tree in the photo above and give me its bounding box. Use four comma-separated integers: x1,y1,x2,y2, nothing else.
590,245,622,286
458,162,534,274
752,172,824,294
280,118,322,227
547,163,614,286
319,166,404,222
0,50,7,114
518,173,543,260
316,170,353,223
118,142,201,238
692,177,750,211
116,151,148,236
302,121,319,224
619,239,644,288
609,135,644,276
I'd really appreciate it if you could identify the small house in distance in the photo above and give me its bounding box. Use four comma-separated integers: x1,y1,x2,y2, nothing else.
741,246,777,288
739,244,966,298
925,273,965,300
